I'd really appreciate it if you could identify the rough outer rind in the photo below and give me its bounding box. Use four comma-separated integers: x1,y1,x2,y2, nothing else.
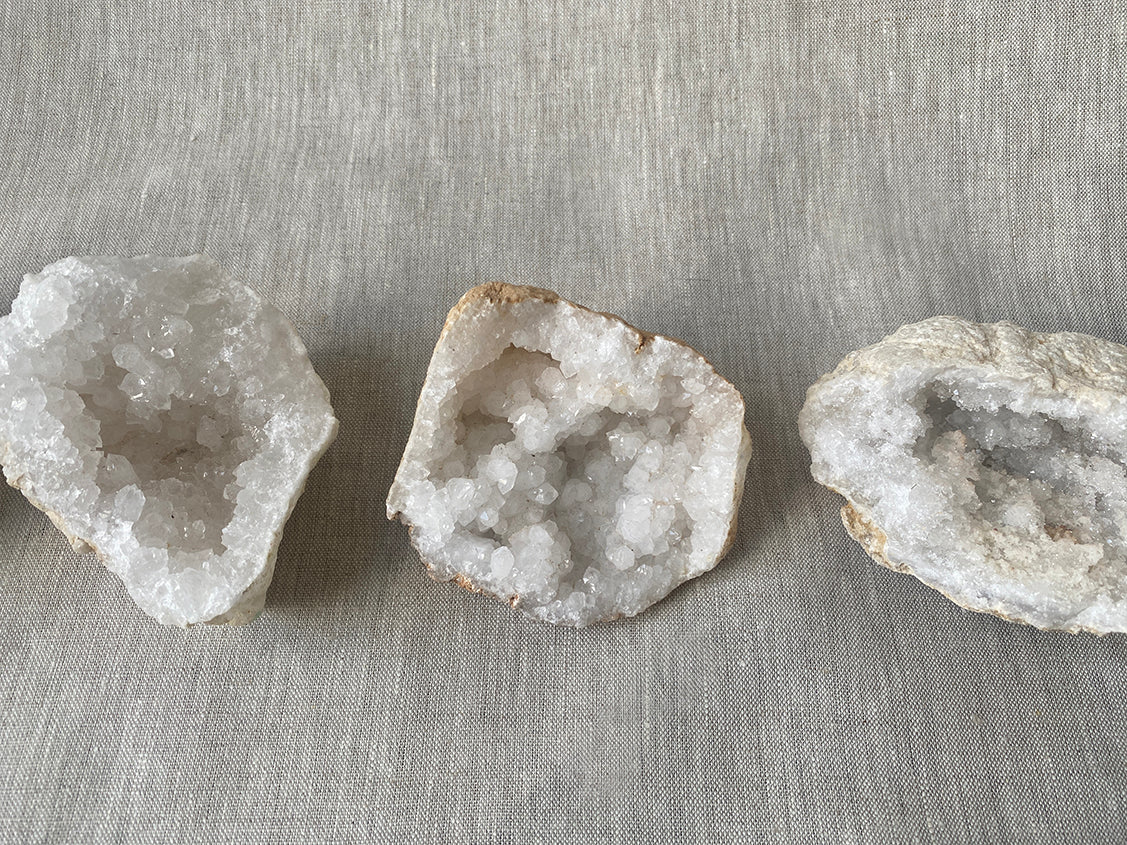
800,316,1127,635
0,256,338,626
388,283,752,625
809,317,1127,400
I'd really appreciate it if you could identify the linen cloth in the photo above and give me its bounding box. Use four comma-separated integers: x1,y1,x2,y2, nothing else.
1,1,1125,842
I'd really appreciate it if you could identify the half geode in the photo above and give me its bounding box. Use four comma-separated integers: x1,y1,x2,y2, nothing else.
799,316,1127,634
387,283,752,626
0,256,337,626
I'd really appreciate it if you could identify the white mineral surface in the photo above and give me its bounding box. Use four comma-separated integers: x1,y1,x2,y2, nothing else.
387,283,752,626
0,256,337,626
799,316,1127,634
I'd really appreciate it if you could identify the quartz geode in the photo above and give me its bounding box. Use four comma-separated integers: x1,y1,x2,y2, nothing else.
799,316,1127,634
387,283,752,625
0,256,337,626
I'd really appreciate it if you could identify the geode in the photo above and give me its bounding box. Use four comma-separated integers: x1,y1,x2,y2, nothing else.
387,283,752,626
0,256,338,626
799,316,1127,634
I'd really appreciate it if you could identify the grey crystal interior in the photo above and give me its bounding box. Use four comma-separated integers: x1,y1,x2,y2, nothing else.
913,382,1127,563
68,338,257,560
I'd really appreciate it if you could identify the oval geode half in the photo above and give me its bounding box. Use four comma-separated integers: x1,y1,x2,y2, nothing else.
0,256,338,626
387,284,752,626
799,316,1127,634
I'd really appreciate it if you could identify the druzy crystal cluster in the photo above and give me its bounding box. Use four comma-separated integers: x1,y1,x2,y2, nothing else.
387,284,752,625
800,316,1127,634
0,256,337,626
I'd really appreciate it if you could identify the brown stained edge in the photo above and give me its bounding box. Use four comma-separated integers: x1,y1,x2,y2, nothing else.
840,502,900,573
441,282,659,350
839,501,1108,637
390,282,754,625
399,519,525,613
451,572,483,594
450,567,521,611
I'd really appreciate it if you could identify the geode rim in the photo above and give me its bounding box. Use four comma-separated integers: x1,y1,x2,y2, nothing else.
388,282,752,626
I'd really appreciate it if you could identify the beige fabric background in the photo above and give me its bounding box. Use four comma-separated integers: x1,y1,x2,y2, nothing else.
1,1,1125,842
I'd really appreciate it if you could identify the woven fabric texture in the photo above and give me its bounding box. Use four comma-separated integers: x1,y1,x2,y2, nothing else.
1,1,1125,842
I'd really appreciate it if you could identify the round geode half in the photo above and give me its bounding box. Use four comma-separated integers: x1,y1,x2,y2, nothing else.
799,316,1127,635
0,256,338,626
387,284,752,626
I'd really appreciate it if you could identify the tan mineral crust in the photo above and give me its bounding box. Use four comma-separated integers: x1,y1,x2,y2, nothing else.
388,284,752,626
0,256,338,626
799,316,1127,634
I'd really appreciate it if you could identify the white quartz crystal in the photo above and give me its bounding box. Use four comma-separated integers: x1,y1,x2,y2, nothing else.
0,256,338,626
799,316,1127,634
387,283,752,625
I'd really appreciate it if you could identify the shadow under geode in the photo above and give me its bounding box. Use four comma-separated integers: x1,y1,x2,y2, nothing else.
720,385,798,560
0,478,27,537
266,349,419,616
